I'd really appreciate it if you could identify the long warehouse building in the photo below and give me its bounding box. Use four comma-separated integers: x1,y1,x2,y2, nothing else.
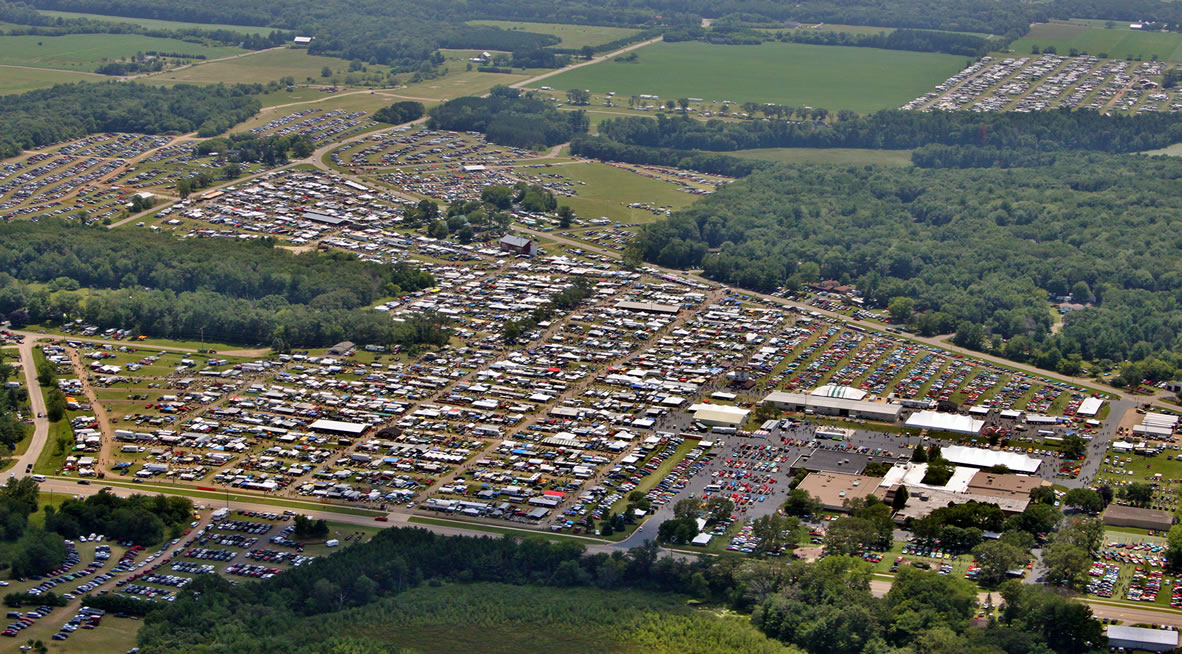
763,391,902,422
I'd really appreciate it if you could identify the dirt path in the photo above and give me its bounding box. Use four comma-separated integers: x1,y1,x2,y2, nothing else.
0,63,105,76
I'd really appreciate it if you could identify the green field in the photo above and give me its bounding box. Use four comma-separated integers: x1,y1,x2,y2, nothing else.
0,33,243,72
144,47,356,85
0,64,99,94
36,9,280,35
732,147,914,166
526,40,965,112
467,20,642,49
532,161,704,224
1010,21,1182,61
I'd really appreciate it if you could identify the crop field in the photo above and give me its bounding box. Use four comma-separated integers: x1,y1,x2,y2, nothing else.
467,20,642,49
1010,22,1182,62
731,147,915,166
525,40,965,112
35,9,281,34
0,33,243,72
0,64,100,94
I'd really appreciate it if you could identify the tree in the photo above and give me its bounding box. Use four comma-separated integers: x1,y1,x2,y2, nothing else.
824,516,880,556
1062,488,1102,514
1054,517,1104,553
971,540,1026,586
677,98,690,112
782,488,822,517
673,498,700,520
891,485,909,511
1120,482,1154,508
888,296,915,323
911,444,928,463
1060,433,1086,460
1168,524,1182,573
35,359,54,387
1070,280,1091,304
502,321,522,345
657,517,697,544
10,527,66,578
557,205,573,229
1042,542,1090,590
321,66,333,78
44,388,66,423
1029,485,1056,505
704,496,735,523
751,514,799,554
565,88,590,106
176,178,192,199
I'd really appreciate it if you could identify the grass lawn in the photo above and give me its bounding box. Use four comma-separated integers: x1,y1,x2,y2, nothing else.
0,33,243,72
526,40,966,112
466,20,641,49
530,161,704,224
144,47,359,86
408,516,605,544
0,65,99,94
731,147,914,166
36,9,281,35
1010,22,1182,62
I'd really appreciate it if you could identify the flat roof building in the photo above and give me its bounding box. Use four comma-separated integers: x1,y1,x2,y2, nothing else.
893,488,1029,522
1076,397,1103,417
763,391,902,422
790,449,899,476
795,472,886,511
688,403,748,427
614,300,680,314
308,419,370,437
966,470,1049,499
1103,504,1173,532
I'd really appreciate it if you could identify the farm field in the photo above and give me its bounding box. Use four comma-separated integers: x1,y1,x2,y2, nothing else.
525,40,966,112
0,33,243,72
731,147,915,166
466,20,641,49
0,64,100,94
1010,22,1182,62
35,9,281,34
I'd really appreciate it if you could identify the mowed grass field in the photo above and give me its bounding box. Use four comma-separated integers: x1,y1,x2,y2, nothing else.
526,40,965,112
0,64,100,94
36,9,280,34
0,33,243,71
536,161,703,224
1010,21,1182,61
731,147,914,166
467,20,641,49
144,47,353,85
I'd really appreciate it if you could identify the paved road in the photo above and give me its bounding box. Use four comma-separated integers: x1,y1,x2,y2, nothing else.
12,336,49,476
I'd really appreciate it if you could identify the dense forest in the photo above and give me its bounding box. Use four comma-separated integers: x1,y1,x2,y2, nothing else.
0,354,29,456
0,82,263,157
0,221,443,349
44,491,193,546
665,24,1000,57
569,135,772,177
428,87,589,149
630,153,1182,380
131,526,1106,653
596,110,1182,155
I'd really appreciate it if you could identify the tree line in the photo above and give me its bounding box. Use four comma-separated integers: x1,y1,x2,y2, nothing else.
427,86,589,149
0,81,263,157
570,135,772,177
629,152,1182,379
665,23,1002,57
597,109,1182,155
131,525,1108,653
0,221,445,349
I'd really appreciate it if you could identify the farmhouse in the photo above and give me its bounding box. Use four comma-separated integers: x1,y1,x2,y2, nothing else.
499,234,537,256
795,471,886,511
1102,504,1172,532
763,391,902,422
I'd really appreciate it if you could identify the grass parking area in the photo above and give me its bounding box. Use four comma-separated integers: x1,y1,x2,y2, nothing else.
529,162,702,225
144,47,360,86
466,20,642,49
526,40,966,112
0,65,99,94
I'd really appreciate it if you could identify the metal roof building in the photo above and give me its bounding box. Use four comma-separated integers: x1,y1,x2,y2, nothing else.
1106,625,1179,652
763,391,902,422
904,410,984,435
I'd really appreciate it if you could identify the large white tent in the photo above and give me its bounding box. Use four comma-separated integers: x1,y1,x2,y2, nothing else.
904,410,984,435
